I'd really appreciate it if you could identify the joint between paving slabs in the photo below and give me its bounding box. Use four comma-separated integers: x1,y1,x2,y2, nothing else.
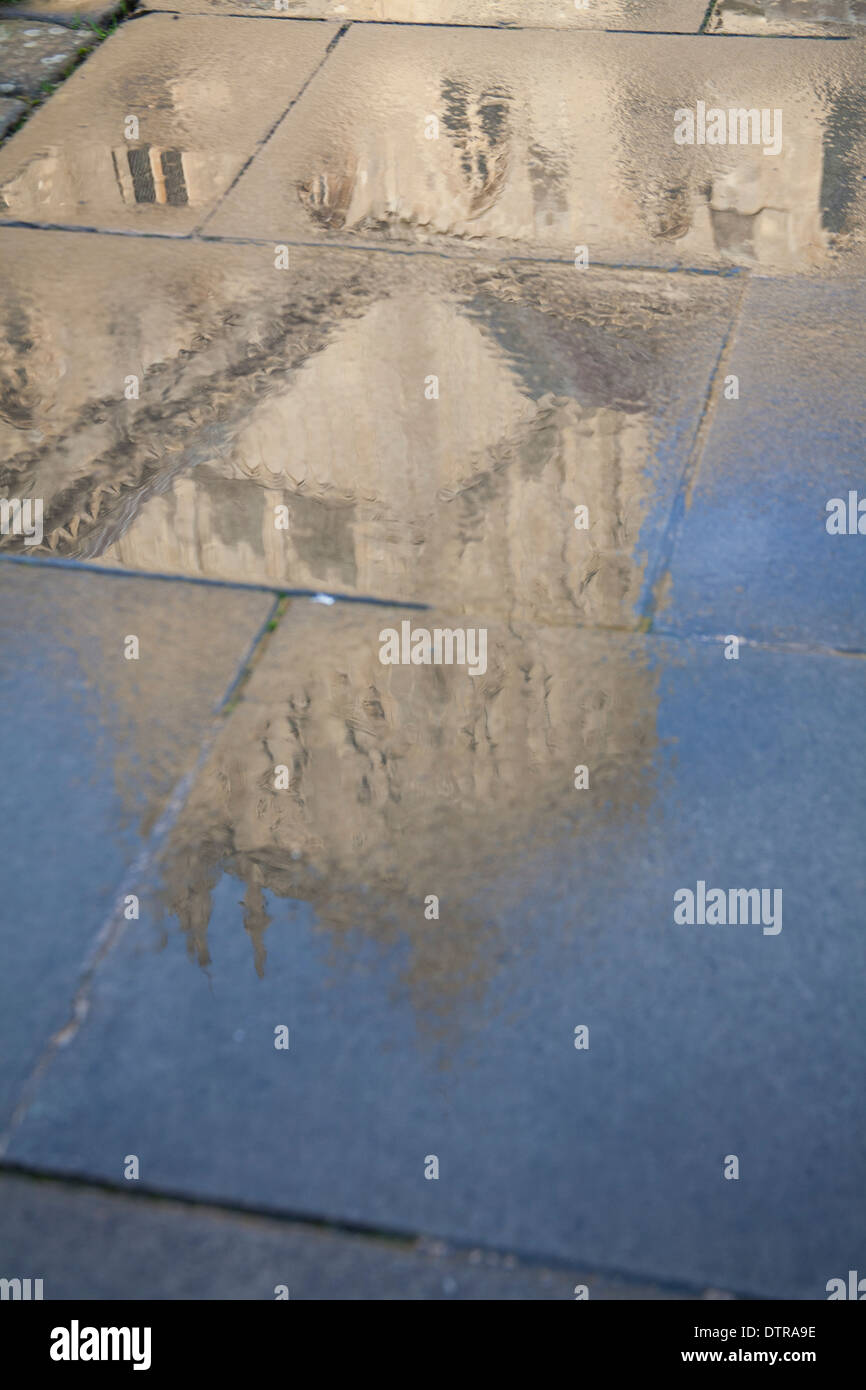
0,586,288,1159
221,591,290,713
193,20,351,236
0,1162,748,1298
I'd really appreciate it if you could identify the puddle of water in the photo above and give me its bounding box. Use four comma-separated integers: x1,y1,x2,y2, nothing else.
0,235,739,627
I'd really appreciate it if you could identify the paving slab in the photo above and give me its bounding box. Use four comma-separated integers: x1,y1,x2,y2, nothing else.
139,0,710,31
661,278,866,649
0,562,272,1130
0,94,25,137
0,228,741,626
0,14,337,231
2,0,126,26
208,26,866,276
5,602,865,1299
0,1172,705,1298
0,18,97,99
709,0,866,35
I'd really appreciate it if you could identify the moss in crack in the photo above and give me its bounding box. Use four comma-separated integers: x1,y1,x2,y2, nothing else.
0,1,140,147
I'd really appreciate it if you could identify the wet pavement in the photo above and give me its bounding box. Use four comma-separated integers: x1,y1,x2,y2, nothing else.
0,0,864,1301
709,1,866,36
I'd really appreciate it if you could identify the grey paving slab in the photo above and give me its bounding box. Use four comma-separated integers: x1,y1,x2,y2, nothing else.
0,95,25,137
0,228,740,627
7,603,865,1299
140,0,710,31
0,18,96,99
709,0,866,35
0,15,337,231
0,562,272,1130
0,1173,705,1298
661,278,866,649
208,26,866,276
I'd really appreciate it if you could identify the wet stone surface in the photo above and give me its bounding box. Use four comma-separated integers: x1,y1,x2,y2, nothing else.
709,0,866,35
662,278,866,649
0,0,864,1305
0,1172,696,1299
207,25,866,276
6,602,865,1298
0,230,740,625
140,0,711,30
0,563,271,1130
0,14,336,230
0,18,96,99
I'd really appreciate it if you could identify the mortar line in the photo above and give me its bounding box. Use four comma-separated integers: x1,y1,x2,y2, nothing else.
0,219,750,279
193,20,351,236
0,1160,759,1300
0,552,430,607
120,12,854,38
0,590,294,1159
1,554,861,656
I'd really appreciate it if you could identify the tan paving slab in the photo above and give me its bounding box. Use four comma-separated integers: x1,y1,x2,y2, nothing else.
0,14,337,231
207,25,866,274
0,18,97,99
0,229,738,626
139,0,710,31
709,0,866,35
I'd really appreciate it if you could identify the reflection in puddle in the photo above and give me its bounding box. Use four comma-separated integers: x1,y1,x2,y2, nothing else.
0,239,737,628
0,229,690,1024
114,146,189,207
156,609,661,1032
212,27,866,274
0,16,335,228
0,144,236,217
711,0,866,34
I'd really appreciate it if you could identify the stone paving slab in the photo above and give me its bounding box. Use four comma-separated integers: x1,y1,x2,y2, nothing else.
0,14,337,231
709,0,866,35
0,229,741,627
661,278,866,649
0,1172,706,1298
0,94,25,135
207,26,866,276
0,18,97,99
140,0,710,31
6,603,864,1299
2,0,125,25
0,562,272,1130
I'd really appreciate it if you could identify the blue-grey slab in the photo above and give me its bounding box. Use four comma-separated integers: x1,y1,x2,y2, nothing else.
662,278,866,649
6,604,864,1298
0,1173,694,1300
0,562,271,1128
